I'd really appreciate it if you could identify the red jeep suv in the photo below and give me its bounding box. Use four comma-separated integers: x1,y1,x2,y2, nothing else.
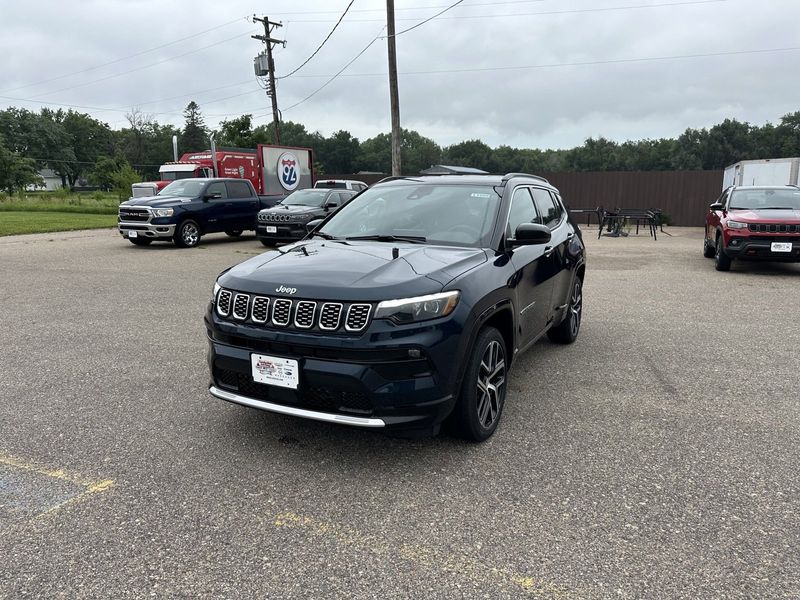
704,185,800,271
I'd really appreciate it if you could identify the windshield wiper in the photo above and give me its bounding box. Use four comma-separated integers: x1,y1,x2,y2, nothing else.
344,234,427,244
759,207,794,210
310,231,339,240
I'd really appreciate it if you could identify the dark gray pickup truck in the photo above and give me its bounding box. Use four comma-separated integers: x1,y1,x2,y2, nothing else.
118,177,281,248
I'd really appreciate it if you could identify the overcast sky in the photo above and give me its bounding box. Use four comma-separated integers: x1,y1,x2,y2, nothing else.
2,0,799,150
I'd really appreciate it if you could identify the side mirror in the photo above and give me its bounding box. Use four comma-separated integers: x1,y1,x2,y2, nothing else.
306,218,324,233
509,223,551,247
203,192,222,202
709,202,725,211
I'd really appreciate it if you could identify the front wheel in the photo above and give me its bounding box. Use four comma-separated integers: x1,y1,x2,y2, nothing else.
714,236,731,271
225,230,243,237
174,220,201,248
548,277,583,344
451,327,507,442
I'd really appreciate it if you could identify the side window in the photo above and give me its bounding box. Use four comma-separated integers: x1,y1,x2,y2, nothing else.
338,192,355,204
506,188,540,239
225,180,252,198
206,182,228,199
531,188,563,228
326,193,339,208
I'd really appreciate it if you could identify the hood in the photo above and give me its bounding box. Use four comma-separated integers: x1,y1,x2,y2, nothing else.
121,195,196,208
259,204,321,215
219,240,488,302
727,208,800,222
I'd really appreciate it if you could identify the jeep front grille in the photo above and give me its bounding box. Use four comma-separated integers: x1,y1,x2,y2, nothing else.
748,223,800,233
346,304,372,332
294,301,317,329
214,288,372,333
232,294,250,320
319,303,343,330
251,297,270,323
217,290,232,316
272,299,292,326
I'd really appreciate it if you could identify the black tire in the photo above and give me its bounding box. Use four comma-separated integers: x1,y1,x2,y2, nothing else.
547,276,583,344
451,326,508,442
225,230,243,237
714,235,731,271
703,235,715,258
128,237,152,246
259,239,275,247
174,219,201,248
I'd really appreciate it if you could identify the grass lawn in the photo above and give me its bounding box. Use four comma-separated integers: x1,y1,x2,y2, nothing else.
0,212,118,237
0,191,120,215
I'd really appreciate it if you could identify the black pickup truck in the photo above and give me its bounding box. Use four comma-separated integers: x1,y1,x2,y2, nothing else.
118,178,281,248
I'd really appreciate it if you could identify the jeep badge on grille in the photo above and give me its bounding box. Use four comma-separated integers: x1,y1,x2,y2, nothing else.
275,285,297,295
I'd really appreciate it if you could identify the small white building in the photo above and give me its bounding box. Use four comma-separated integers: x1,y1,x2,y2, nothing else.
26,169,63,191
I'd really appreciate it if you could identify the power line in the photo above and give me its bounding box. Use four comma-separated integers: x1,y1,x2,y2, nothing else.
286,0,727,22
0,17,249,95
27,31,256,100
383,0,465,38
277,0,357,80
270,1,546,16
273,27,387,115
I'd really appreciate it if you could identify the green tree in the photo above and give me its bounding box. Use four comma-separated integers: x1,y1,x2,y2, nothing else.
443,139,497,172
216,114,254,148
318,130,360,174
110,163,141,200
180,101,209,152
0,135,41,193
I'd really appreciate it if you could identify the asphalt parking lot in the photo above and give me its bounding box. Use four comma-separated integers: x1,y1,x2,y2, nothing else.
1,226,798,599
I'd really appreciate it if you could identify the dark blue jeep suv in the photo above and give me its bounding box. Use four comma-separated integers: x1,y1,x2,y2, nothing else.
206,173,586,441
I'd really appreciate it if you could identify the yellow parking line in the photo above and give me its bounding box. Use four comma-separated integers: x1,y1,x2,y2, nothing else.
272,511,570,598
0,452,115,521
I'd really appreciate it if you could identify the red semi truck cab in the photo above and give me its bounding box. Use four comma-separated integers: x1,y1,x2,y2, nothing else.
131,145,314,199
131,149,261,198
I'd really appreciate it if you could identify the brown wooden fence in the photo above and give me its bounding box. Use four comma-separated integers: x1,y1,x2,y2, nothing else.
327,170,725,227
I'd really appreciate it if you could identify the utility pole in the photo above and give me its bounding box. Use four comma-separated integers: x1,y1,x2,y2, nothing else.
386,0,402,176
252,16,285,144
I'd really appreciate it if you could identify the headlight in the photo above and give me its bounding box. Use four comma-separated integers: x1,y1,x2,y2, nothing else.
375,291,460,324
727,220,748,230
153,208,173,217
212,281,220,303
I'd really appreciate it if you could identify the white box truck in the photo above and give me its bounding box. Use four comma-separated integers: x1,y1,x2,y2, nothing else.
723,158,800,189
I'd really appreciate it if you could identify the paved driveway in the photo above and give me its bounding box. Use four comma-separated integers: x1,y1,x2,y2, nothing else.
1,227,797,598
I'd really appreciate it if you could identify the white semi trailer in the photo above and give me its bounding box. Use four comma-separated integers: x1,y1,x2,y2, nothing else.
723,158,800,189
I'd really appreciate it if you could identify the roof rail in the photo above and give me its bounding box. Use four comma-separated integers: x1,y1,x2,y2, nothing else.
375,175,423,184
500,172,550,185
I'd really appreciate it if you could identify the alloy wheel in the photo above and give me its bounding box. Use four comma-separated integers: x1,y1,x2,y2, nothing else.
476,340,505,429
182,223,199,246
569,280,582,337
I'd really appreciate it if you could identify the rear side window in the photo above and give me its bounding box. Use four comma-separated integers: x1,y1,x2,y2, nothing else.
206,182,228,199
226,180,253,198
531,188,563,227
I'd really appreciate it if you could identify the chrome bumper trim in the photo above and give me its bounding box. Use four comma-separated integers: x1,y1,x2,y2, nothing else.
209,385,386,428
118,222,176,238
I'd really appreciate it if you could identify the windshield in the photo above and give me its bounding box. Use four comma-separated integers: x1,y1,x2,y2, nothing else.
159,180,206,197
730,188,800,210
318,184,501,247
161,171,196,182
284,189,330,207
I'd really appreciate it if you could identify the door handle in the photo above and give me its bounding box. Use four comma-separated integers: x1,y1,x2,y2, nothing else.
544,246,554,257
566,232,574,240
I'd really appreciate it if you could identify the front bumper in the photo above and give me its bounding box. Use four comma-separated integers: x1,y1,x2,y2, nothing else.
256,223,307,243
724,235,800,262
118,221,176,239
205,308,467,431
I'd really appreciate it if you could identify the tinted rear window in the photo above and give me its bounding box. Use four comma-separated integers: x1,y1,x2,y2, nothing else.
226,180,253,197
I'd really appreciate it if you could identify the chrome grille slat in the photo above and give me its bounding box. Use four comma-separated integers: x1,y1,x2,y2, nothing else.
294,301,317,329
749,223,800,233
232,293,250,321
251,297,270,323
345,304,372,332
272,299,293,326
217,290,232,317
319,303,343,330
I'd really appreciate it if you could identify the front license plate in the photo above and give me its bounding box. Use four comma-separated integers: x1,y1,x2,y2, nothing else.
128,230,138,238
266,226,277,234
251,354,299,390
771,242,792,253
